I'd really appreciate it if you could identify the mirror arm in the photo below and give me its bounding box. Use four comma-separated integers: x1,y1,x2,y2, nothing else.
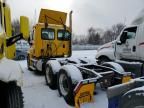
116,41,122,45
6,33,23,47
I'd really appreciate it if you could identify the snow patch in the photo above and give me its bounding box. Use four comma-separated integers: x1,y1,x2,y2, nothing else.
116,60,142,65
47,60,61,74
0,57,23,86
104,62,124,73
61,65,83,84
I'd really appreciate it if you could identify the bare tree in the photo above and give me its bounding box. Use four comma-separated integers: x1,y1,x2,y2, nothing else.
102,23,125,43
103,29,114,43
87,27,101,45
112,23,125,40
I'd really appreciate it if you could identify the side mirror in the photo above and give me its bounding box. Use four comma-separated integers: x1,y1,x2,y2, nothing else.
4,6,12,37
20,16,29,40
120,31,128,44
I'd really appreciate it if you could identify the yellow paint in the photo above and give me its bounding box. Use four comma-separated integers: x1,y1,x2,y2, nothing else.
28,9,72,66
30,24,71,58
122,76,132,83
75,83,95,108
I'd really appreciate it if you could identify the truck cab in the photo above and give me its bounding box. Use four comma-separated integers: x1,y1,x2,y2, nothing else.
115,23,144,61
96,23,144,64
27,9,72,71
30,24,71,58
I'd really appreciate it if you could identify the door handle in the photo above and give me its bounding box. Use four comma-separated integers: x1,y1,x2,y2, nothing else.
133,46,136,52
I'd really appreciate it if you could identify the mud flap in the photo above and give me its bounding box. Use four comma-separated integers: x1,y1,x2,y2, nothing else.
122,75,132,83
74,78,97,108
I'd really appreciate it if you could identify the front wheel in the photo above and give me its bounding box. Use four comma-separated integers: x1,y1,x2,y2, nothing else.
57,65,83,106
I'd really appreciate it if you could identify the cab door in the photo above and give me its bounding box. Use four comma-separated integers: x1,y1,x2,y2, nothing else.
115,27,138,60
136,24,144,61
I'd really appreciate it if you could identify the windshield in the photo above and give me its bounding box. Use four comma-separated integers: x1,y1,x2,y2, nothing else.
57,30,71,40
41,28,55,40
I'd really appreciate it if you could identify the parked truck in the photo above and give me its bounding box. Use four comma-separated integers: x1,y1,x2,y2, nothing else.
97,22,144,62
0,0,29,107
27,8,132,107
96,18,144,108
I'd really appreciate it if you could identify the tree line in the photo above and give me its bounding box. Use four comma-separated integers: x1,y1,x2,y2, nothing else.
72,23,125,45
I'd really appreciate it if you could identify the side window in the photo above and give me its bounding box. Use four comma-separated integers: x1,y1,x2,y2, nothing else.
41,28,55,40
127,32,136,39
123,27,137,39
57,30,71,40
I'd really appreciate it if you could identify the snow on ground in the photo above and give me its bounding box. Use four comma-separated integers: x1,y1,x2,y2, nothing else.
18,50,108,108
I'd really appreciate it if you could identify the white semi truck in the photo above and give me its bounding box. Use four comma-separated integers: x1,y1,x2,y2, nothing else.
99,19,144,108
97,23,144,63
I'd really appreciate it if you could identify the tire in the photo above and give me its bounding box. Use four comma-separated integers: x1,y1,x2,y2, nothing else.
27,55,32,71
45,60,61,90
0,82,23,108
119,89,144,108
102,62,124,73
57,65,83,106
101,62,125,89
98,56,111,65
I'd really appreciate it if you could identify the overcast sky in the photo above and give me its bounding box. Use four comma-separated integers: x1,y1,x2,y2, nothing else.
8,0,144,35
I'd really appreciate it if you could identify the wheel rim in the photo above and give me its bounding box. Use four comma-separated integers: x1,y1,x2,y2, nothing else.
46,66,52,84
59,73,69,96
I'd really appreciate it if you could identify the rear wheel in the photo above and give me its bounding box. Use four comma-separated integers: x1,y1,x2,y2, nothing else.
0,82,23,108
45,60,61,90
102,62,124,73
57,65,83,106
101,62,125,89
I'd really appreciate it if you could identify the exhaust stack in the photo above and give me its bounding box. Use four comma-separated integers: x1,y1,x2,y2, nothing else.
69,11,73,32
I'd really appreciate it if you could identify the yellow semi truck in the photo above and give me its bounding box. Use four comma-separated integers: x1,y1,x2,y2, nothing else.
0,0,29,107
27,8,132,107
